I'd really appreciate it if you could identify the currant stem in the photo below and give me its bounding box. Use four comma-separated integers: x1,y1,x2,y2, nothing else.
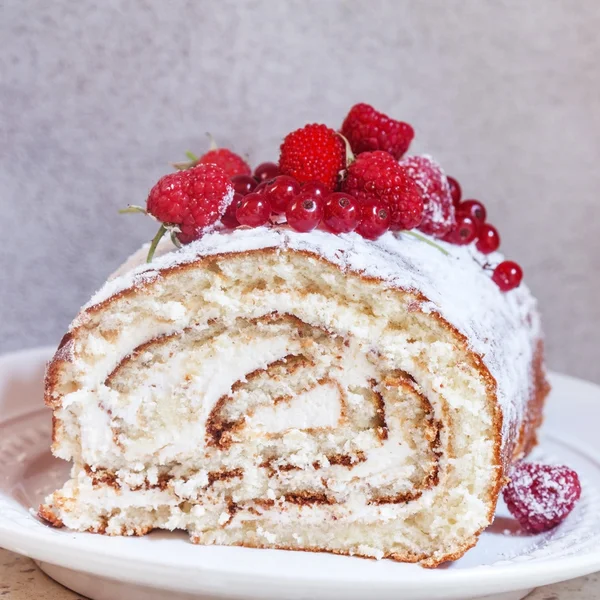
146,224,168,263
119,205,147,215
336,132,355,167
402,230,450,256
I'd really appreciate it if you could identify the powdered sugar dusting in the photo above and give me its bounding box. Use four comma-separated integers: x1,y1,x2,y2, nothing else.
79,226,541,455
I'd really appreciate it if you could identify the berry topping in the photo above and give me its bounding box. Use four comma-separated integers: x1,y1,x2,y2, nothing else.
444,214,478,245
198,148,251,177
399,155,455,237
230,174,258,196
356,199,391,240
458,199,487,224
260,175,301,214
146,164,233,251
342,151,424,230
286,192,324,232
221,193,243,229
503,462,581,534
236,193,271,228
476,223,501,254
492,261,523,291
254,162,280,182
447,176,462,206
323,192,360,234
301,181,328,200
341,103,414,159
279,124,345,191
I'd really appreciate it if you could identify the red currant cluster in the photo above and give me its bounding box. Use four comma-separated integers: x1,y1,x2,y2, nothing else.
226,165,385,239
446,177,523,292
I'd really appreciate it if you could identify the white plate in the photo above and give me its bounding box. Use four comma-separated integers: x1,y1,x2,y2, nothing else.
0,347,599,600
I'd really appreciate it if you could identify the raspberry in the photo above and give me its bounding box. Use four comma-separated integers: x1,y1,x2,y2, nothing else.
146,164,233,244
323,192,360,234
279,124,345,191
342,151,423,230
503,462,581,533
198,148,250,177
341,103,414,159
492,261,523,291
399,155,455,237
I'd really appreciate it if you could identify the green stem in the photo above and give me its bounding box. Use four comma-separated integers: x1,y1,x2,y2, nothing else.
402,230,450,256
185,150,199,161
119,205,147,215
146,224,168,263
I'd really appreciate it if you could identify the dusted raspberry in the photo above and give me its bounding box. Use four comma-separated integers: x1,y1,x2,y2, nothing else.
279,124,346,191
147,164,233,243
399,155,455,237
342,151,424,230
341,103,414,159
503,463,581,533
198,148,251,177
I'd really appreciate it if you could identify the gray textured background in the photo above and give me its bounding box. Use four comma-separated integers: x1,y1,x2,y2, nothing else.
1,0,599,382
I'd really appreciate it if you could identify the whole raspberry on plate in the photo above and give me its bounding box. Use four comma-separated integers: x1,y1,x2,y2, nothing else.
279,124,346,191
197,148,251,177
145,164,233,255
399,155,455,238
342,151,423,230
503,462,581,534
341,103,414,159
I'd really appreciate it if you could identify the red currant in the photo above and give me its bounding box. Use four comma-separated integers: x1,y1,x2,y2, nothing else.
447,176,462,206
492,261,523,291
286,193,324,232
476,223,500,254
260,175,300,213
254,162,280,182
236,193,271,227
457,199,486,224
230,174,258,196
356,200,390,240
301,181,328,200
323,193,360,234
444,214,478,245
221,193,243,229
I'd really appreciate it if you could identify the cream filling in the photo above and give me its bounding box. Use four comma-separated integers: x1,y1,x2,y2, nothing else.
249,381,343,433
